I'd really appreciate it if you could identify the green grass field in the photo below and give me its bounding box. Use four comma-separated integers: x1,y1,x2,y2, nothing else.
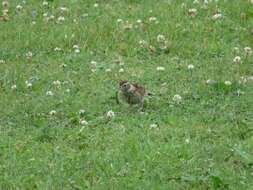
1,0,253,189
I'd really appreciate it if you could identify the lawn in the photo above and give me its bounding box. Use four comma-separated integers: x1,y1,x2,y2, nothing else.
0,0,253,189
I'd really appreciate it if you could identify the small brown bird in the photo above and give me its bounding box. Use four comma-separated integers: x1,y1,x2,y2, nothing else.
116,80,148,110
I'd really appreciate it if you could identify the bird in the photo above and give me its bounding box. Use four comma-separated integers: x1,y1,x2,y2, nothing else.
116,80,149,110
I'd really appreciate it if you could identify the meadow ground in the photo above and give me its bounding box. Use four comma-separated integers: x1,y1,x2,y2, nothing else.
0,0,253,189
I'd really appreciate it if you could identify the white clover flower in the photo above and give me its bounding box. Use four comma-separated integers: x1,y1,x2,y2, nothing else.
46,90,54,96
173,94,182,104
74,49,80,53
117,18,123,23
11,85,17,90
42,1,48,6
106,110,115,118
57,16,65,22
80,119,88,125
188,8,197,17
49,110,57,115
2,1,8,7
150,124,158,129
43,13,48,17
32,21,36,25
25,51,33,59
0,59,5,64
66,88,70,93
137,19,142,24
193,0,199,4
149,17,157,22
79,109,85,115
25,80,32,88
26,83,32,88
54,47,61,52
105,68,112,72
156,66,165,71
233,56,241,64
204,0,209,4
224,80,232,86
212,13,222,20
119,68,124,73
187,64,194,70
185,138,190,144
244,47,252,56
52,80,61,86
94,3,99,8
157,34,165,42
16,5,23,11
73,45,79,49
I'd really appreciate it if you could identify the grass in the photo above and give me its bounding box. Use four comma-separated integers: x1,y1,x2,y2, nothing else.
0,0,253,189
